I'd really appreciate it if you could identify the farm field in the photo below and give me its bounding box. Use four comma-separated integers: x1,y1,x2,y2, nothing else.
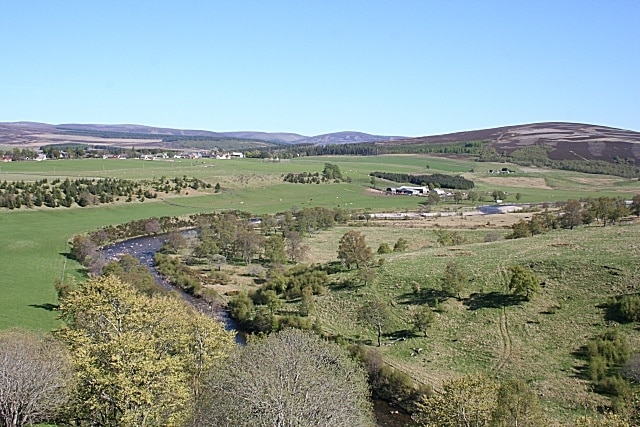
1,154,640,423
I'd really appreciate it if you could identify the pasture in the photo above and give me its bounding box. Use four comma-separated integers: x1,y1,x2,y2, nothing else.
303,223,640,419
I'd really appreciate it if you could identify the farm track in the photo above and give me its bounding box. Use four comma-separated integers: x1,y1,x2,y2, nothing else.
492,306,512,373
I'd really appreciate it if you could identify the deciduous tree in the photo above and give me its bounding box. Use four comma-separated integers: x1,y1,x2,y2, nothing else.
264,235,287,264
338,230,373,269
285,230,309,263
561,199,583,229
492,378,546,427
0,330,73,427
441,262,468,300
412,304,435,337
55,276,233,426
358,298,390,347
193,329,374,427
413,374,498,427
507,265,542,301
355,266,377,287
393,237,409,252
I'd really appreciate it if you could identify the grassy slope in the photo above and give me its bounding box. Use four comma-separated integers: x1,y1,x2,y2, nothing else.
307,223,640,419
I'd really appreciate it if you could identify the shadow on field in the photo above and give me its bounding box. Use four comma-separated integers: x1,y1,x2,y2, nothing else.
29,303,58,311
384,329,414,340
571,345,590,381
464,292,523,310
319,261,349,275
399,288,450,306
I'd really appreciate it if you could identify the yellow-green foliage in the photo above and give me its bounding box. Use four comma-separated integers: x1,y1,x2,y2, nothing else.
413,374,498,427
55,276,234,426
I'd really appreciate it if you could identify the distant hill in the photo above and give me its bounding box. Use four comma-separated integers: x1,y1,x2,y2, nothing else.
58,123,224,138
294,131,405,145
219,131,306,144
386,122,640,163
0,122,275,151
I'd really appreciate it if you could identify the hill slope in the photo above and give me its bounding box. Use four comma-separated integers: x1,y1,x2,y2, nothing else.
295,131,404,145
388,122,640,163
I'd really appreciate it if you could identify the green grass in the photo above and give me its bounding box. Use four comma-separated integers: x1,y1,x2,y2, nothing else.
307,223,640,420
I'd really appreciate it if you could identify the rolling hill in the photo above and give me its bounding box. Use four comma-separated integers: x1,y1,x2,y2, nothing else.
386,122,640,163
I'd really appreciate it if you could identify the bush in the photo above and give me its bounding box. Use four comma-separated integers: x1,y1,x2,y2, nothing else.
619,294,640,322
377,243,392,254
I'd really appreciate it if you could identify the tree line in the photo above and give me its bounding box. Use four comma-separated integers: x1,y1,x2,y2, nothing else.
507,196,639,239
370,171,475,190
0,175,212,210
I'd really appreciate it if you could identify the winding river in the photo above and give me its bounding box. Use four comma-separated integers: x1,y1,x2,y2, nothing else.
100,231,244,343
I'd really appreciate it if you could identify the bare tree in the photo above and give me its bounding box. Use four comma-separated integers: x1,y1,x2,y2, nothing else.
193,329,374,427
0,330,73,427
285,230,309,263
358,298,390,347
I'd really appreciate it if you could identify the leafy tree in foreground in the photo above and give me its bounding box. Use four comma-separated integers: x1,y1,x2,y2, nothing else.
412,304,435,337
285,230,309,263
441,262,469,300
55,276,233,426
413,373,498,427
575,413,630,427
355,266,377,287
377,242,392,254
193,328,374,427
393,237,409,252
561,199,583,229
264,234,287,264
492,378,546,427
322,162,344,181
338,230,373,269
0,330,73,427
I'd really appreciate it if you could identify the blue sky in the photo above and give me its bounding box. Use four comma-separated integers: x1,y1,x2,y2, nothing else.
1,1,638,136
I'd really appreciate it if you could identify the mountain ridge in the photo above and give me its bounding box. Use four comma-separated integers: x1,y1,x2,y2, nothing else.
1,121,639,164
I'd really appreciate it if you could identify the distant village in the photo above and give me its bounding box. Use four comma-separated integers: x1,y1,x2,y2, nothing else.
1,148,245,163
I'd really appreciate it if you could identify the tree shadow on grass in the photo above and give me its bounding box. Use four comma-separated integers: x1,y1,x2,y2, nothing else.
463,292,523,311
330,280,358,292
571,345,591,381
597,299,634,324
399,288,451,306
29,303,58,311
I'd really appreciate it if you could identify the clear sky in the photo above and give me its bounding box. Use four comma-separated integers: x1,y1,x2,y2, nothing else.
1,0,638,137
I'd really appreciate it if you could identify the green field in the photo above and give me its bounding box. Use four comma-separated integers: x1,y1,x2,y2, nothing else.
1,155,640,422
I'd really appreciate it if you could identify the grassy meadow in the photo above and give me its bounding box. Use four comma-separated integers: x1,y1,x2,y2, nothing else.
304,223,640,419
2,154,640,422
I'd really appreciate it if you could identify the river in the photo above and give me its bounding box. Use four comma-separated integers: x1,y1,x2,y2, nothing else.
100,231,243,342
